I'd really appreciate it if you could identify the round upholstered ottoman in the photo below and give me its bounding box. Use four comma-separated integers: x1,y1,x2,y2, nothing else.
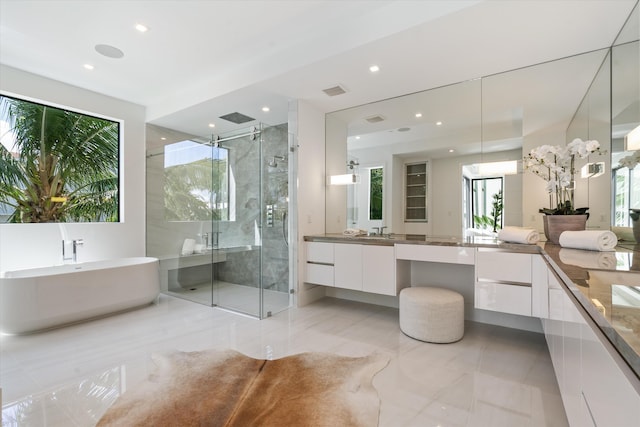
399,287,464,343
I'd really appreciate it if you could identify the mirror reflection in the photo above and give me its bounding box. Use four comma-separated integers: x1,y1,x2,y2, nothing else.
326,48,619,238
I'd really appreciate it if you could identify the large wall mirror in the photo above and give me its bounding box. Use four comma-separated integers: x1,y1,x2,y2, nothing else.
325,3,638,239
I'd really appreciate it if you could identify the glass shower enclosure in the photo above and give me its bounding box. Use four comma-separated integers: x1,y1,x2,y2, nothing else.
146,123,291,318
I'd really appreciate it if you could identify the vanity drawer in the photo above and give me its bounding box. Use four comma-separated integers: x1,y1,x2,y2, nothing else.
476,249,532,284
305,263,334,286
306,242,334,264
475,281,532,316
395,244,475,264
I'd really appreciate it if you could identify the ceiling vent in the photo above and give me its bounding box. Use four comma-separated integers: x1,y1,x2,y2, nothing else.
365,115,385,124
322,85,347,97
219,112,255,124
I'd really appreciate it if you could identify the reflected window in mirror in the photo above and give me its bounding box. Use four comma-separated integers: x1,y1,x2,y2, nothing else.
368,167,383,221
0,94,120,223
613,164,639,227
471,177,503,233
163,140,230,222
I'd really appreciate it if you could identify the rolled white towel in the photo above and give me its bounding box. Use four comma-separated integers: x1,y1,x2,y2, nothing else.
559,248,617,269
558,230,618,251
181,238,196,255
497,226,540,244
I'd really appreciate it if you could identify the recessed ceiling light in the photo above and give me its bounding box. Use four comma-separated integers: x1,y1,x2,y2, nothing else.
369,65,380,73
355,136,361,140
449,149,455,153
135,23,149,33
208,123,216,128
95,44,124,59
415,113,422,118
83,64,94,70
161,137,167,140
436,121,443,126
262,106,270,112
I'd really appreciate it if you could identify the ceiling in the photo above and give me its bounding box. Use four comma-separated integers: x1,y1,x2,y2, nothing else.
0,0,637,139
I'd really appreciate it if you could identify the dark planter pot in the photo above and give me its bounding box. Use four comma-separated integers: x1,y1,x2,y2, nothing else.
542,214,588,244
632,218,640,243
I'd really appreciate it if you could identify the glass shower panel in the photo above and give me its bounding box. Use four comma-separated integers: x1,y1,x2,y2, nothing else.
213,127,263,317
261,124,292,317
145,130,219,308
146,122,291,319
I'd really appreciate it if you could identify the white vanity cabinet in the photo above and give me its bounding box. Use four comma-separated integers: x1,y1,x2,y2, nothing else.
542,263,640,427
305,242,334,286
362,245,396,295
334,243,363,291
474,249,534,316
305,241,398,296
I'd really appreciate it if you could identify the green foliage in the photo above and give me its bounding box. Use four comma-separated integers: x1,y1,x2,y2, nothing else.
369,167,383,220
163,156,228,221
0,96,119,222
539,201,589,217
474,190,504,232
489,190,503,232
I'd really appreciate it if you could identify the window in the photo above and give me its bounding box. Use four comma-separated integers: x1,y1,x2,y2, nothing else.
471,177,503,231
0,94,120,223
163,140,229,221
613,166,639,226
369,167,383,220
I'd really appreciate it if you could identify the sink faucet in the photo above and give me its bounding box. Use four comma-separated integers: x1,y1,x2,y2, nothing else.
380,226,388,236
371,227,380,235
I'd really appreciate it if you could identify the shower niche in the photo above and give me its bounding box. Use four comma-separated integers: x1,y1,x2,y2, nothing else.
145,123,291,318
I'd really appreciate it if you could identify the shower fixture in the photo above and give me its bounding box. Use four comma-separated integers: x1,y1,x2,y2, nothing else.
268,155,286,168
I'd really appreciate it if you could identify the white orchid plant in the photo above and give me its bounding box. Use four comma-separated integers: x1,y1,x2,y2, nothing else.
524,138,601,215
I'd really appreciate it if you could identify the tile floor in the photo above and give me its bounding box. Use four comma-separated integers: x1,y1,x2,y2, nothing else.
167,281,291,317
0,295,569,427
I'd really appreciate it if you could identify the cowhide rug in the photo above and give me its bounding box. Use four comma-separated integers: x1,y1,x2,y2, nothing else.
97,349,389,427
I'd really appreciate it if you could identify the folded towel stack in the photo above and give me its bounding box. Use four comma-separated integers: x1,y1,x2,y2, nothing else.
497,226,540,244
558,230,618,251
559,248,617,269
343,228,368,236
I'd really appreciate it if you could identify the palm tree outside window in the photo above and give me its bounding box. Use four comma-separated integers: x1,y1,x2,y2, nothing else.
0,95,120,223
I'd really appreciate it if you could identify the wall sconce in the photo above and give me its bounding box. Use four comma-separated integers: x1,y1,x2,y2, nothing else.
625,125,640,151
329,173,360,185
581,162,605,178
328,159,360,185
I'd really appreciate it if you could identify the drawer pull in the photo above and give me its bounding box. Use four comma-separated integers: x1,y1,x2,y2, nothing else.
307,261,334,267
477,278,531,288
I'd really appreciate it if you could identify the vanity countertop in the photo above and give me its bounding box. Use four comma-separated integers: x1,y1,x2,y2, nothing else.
540,242,640,381
303,233,542,253
304,233,640,380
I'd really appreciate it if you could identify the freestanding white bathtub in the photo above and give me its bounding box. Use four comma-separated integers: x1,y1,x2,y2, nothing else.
0,257,160,334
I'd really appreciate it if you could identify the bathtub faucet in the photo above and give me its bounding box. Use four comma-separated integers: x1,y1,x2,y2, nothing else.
73,239,84,263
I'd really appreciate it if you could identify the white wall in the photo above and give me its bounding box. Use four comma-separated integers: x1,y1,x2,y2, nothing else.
0,65,146,271
295,100,327,306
